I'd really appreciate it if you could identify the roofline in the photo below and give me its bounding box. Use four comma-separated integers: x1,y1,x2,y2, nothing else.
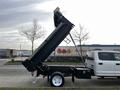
77,44,120,47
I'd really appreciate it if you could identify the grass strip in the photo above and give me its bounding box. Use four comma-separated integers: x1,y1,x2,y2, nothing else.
0,88,120,90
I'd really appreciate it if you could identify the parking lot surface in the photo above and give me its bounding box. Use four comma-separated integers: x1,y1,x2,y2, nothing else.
0,60,120,87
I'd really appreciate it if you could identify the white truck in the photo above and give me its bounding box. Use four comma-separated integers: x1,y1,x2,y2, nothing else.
85,50,120,78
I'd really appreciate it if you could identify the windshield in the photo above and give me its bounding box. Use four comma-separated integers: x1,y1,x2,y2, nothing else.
98,52,120,61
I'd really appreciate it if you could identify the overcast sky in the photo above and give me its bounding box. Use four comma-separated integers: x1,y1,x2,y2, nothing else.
0,0,120,49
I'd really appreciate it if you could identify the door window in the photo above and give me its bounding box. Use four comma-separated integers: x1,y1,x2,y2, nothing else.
98,52,120,61
114,53,120,61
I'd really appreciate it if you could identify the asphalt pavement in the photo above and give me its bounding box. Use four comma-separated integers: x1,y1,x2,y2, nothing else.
0,59,120,87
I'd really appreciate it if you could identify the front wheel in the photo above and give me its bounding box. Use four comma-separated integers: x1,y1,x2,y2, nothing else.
50,72,64,87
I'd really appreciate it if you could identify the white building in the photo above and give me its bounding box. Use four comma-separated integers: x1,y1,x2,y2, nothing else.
0,44,120,58
51,44,120,56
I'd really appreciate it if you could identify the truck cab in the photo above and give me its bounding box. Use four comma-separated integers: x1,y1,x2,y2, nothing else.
85,50,120,77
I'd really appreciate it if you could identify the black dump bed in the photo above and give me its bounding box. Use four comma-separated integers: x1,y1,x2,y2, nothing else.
22,7,74,72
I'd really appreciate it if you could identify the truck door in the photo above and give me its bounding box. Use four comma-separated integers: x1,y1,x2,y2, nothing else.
95,52,116,76
114,53,120,76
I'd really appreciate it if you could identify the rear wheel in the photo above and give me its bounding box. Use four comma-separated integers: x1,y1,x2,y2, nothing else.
100,76,104,79
50,72,64,87
98,76,104,79
117,76,120,79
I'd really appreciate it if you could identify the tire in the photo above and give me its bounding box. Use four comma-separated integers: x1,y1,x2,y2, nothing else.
117,76,120,79
100,76,104,79
50,72,64,87
98,76,104,79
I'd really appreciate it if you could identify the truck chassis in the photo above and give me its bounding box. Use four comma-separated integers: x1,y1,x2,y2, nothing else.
35,64,91,87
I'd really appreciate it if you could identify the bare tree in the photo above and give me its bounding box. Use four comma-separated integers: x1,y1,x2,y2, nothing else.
19,19,45,54
73,24,89,61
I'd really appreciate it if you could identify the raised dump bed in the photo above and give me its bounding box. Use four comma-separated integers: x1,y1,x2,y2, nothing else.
22,7,74,72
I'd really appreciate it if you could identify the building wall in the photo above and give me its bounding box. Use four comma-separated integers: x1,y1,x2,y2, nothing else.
0,49,11,58
0,45,120,58
13,50,32,57
52,46,78,56
0,49,32,58
51,45,120,56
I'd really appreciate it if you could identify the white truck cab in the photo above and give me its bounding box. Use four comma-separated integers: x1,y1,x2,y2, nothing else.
85,50,120,77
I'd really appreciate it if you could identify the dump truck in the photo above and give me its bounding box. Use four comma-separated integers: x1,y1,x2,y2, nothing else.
22,7,91,87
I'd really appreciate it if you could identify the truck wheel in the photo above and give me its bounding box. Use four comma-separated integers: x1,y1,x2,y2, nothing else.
117,76,120,79
50,72,64,87
98,76,104,79
100,76,104,79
